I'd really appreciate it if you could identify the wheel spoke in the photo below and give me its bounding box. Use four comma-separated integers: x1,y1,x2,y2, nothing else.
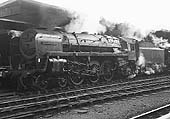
101,60,115,81
35,75,48,90
19,74,28,90
19,73,36,90
70,74,84,86
58,77,67,87
89,61,100,83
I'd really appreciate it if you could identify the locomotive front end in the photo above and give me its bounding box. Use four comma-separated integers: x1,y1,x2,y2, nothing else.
18,29,67,90
20,29,63,59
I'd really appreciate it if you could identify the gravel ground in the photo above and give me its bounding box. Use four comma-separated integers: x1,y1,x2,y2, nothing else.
37,89,170,119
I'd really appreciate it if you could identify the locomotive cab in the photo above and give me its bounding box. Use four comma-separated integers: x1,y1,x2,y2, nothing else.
118,37,140,78
119,37,139,61
128,40,139,61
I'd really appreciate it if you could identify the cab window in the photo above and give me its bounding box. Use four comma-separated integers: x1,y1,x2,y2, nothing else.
130,44,135,51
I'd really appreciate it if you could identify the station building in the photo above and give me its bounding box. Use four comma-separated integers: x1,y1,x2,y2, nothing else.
0,0,71,30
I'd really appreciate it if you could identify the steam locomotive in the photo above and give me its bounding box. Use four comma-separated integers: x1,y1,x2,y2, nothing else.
0,28,140,90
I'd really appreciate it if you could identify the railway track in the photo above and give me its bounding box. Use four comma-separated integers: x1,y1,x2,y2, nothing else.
130,103,170,119
1,75,170,119
0,90,18,101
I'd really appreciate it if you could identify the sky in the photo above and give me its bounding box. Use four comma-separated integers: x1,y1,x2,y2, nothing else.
0,0,170,35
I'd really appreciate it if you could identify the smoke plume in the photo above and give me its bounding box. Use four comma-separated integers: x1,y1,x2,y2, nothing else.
99,18,143,40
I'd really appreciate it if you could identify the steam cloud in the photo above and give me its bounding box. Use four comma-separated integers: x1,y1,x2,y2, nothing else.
136,52,145,68
61,7,170,45
64,13,143,40
144,32,170,48
64,12,85,33
99,18,143,40
64,12,106,33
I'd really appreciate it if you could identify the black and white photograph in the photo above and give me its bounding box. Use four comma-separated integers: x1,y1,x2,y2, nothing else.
0,0,170,119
